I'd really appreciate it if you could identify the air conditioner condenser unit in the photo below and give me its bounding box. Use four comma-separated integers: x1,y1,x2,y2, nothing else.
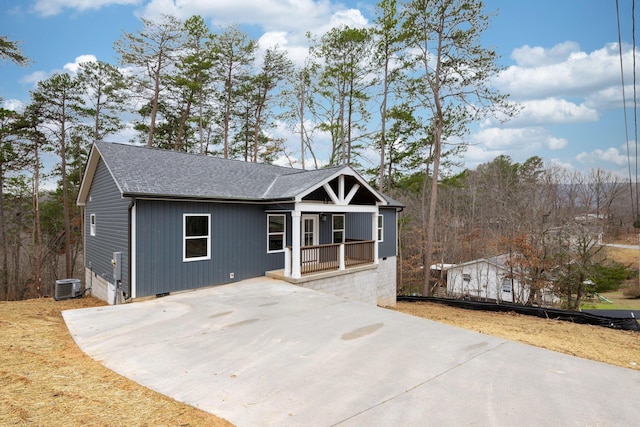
54,279,82,301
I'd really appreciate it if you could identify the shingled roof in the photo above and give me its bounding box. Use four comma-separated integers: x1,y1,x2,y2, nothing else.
77,141,401,206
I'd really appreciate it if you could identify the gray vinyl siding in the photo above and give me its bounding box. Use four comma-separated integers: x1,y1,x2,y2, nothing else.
378,208,397,258
135,200,281,297
345,210,397,259
84,159,130,294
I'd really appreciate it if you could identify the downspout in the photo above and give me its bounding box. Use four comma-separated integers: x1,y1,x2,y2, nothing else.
126,197,135,300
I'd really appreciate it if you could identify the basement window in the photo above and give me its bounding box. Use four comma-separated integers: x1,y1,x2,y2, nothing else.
183,214,210,262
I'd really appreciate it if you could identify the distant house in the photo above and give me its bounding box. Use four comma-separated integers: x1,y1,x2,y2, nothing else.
446,254,530,303
446,254,558,306
77,141,402,306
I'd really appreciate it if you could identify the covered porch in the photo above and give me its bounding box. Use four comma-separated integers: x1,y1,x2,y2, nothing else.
272,172,384,280
278,209,380,279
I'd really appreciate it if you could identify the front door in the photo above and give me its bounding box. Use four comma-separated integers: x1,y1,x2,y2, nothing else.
301,214,319,246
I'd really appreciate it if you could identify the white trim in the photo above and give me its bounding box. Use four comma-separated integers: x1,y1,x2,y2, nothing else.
267,213,286,253
296,202,378,213
183,213,211,262
344,183,360,204
294,167,387,205
291,211,301,278
372,212,379,264
323,183,340,204
301,214,319,246
332,214,345,244
130,204,137,299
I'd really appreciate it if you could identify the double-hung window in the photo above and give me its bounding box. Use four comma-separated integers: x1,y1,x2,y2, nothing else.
268,214,286,253
183,214,210,261
332,214,345,244
377,214,384,242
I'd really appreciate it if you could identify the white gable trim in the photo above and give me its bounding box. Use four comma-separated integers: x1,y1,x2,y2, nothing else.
77,143,124,206
295,166,387,206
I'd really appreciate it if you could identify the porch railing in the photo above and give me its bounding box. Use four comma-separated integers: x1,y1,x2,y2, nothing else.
297,240,375,275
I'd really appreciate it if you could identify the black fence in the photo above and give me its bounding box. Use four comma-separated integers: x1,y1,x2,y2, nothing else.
397,296,640,332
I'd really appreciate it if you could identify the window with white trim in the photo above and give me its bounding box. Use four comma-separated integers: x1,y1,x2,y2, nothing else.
90,214,96,236
332,214,345,243
377,214,384,242
502,277,512,293
267,214,286,252
183,214,210,261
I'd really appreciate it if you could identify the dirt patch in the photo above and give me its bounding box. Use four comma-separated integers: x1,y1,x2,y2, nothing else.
392,301,640,371
0,297,232,427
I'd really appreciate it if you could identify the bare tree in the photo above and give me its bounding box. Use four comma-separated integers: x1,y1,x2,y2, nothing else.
114,14,184,147
402,0,516,295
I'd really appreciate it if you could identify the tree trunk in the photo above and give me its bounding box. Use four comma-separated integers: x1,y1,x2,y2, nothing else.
33,146,42,296
422,127,441,296
60,126,72,279
0,167,7,300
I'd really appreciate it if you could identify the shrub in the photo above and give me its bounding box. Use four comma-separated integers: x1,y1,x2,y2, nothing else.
591,263,635,293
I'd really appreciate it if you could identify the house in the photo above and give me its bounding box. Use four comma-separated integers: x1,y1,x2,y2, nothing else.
77,141,402,306
446,254,530,304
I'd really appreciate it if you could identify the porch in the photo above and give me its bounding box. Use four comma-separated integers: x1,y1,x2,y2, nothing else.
284,239,376,277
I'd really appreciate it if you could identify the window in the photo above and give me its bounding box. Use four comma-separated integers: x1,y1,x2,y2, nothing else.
268,214,286,253
462,273,471,282
332,214,345,243
183,214,210,261
377,214,384,242
502,277,512,293
90,214,96,236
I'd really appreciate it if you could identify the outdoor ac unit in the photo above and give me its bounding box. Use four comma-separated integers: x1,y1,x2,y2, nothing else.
54,279,82,301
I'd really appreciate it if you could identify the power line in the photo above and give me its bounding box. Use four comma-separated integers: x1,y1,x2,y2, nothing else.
634,0,639,220
617,0,636,222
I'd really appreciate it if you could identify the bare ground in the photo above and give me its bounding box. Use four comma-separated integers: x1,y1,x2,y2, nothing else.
0,297,232,427
392,301,640,371
2,285,639,426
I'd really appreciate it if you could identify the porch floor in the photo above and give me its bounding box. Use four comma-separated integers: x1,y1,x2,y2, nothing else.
266,262,377,285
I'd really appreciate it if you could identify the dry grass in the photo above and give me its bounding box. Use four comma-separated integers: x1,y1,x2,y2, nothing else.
393,301,640,371
603,245,640,269
2,274,639,426
0,297,232,427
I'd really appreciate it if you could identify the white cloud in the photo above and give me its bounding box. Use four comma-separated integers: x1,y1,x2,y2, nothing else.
511,41,581,68
2,99,25,112
63,54,97,74
510,98,599,126
473,126,568,152
32,0,140,16
137,0,366,37
497,42,630,100
576,145,630,167
20,70,48,85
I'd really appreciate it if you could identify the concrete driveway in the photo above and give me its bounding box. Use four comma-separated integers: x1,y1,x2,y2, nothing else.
63,277,640,426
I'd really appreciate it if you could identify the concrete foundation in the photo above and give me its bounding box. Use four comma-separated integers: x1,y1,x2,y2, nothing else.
267,257,397,307
84,268,126,305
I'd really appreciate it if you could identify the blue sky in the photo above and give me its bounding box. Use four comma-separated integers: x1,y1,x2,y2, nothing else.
1,0,637,179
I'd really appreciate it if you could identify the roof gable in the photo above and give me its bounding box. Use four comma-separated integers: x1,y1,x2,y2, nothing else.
77,142,393,206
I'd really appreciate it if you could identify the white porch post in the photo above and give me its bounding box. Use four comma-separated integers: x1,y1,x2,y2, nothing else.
284,247,291,277
339,244,345,271
291,210,301,278
372,212,379,265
